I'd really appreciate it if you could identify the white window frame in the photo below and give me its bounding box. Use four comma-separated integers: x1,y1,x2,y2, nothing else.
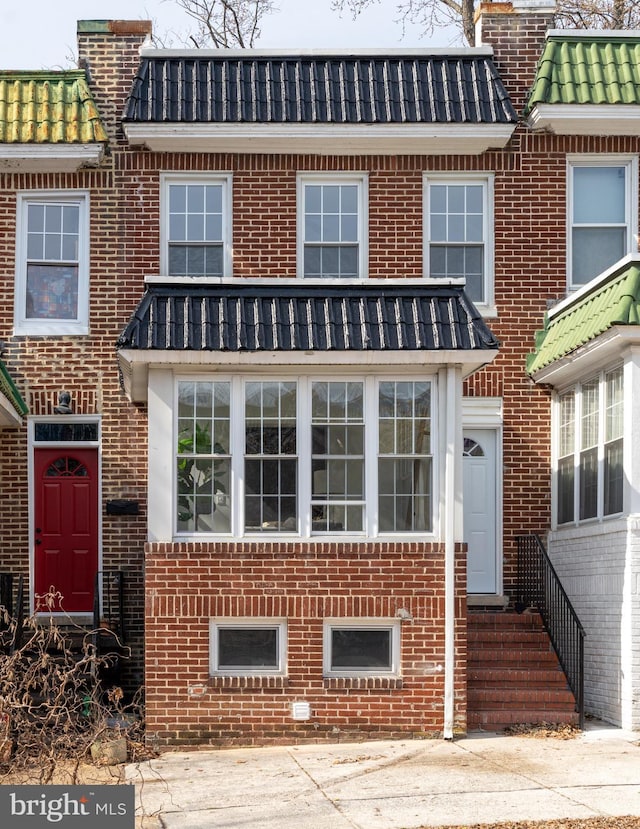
209,618,287,676
322,618,401,677
160,172,233,278
552,364,625,527
172,373,436,540
567,155,638,291
423,173,495,314
14,191,90,336
296,173,368,280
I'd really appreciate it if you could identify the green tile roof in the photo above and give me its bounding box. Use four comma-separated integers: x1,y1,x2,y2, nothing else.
527,262,640,375
526,36,640,112
0,71,107,144
0,361,28,417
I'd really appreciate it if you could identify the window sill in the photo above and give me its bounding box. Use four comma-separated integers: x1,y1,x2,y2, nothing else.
323,676,403,690
208,675,289,689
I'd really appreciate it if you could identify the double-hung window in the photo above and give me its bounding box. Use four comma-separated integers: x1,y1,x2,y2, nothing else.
568,157,637,288
298,175,367,278
174,376,434,537
162,174,232,277
555,366,624,525
424,175,494,308
15,192,89,335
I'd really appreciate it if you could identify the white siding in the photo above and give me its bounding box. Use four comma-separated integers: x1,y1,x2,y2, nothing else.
548,517,640,729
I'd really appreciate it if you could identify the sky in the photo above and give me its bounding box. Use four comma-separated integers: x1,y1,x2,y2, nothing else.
0,0,461,71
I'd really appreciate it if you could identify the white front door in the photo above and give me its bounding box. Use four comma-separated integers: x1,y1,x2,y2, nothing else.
463,429,497,594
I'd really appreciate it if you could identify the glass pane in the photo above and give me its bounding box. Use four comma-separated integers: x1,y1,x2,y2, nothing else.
466,185,483,214
581,379,599,449
604,438,623,516
573,166,626,223
205,184,223,214
579,447,598,520
323,185,340,213
169,184,187,213
305,185,322,213
341,214,358,242
572,227,626,285
26,264,78,320
557,457,574,524
430,214,447,242
187,185,205,213
465,214,483,242
339,246,358,277
429,246,446,277
341,185,358,214
44,232,61,261
606,367,624,441
430,185,446,213
169,245,187,275
305,214,322,242
447,186,465,213
330,628,391,670
187,213,205,241
218,627,278,669
322,214,340,241
34,422,98,442
320,246,339,277
206,214,223,241
304,246,321,277
447,214,465,242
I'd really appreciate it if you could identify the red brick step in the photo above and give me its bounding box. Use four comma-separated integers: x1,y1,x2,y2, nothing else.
467,611,579,731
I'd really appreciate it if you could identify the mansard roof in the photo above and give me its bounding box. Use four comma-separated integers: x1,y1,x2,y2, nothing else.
116,280,499,402
0,70,107,170
0,360,28,427
526,31,640,134
527,255,640,383
122,50,517,154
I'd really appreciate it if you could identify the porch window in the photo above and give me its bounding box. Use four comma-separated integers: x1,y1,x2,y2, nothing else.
245,381,297,532
323,619,400,676
210,619,287,675
174,375,434,538
555,365,624,525
176,380,231,533
15,192,90,335
378,381,432,532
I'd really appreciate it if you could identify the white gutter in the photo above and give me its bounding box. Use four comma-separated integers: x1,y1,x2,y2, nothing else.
443,364,457,740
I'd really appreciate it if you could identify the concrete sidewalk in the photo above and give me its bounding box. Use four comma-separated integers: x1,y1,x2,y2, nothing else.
126,722,640,828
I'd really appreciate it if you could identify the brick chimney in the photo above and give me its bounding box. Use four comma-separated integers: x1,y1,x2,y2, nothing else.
77,20,152,143
475,1,556,115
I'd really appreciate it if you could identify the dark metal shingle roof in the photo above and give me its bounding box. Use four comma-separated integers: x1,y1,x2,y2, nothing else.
116,283,499,353
123,54,516,125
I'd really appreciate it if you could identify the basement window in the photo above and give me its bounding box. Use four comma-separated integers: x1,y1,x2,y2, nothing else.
323,619,400,677
210,619,287,676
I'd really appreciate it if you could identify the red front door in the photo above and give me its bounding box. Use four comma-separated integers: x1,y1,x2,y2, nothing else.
34,447,99,614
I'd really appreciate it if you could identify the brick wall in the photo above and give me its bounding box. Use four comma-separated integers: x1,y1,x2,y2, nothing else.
144,541,467,746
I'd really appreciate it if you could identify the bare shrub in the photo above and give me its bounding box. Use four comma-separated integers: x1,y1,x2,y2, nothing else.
0,599,148,782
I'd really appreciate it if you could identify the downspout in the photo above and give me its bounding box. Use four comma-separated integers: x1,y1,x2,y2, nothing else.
443,364,457,740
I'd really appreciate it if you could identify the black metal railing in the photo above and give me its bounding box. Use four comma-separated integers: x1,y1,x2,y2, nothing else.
93,570,125,645
516,533,585,729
